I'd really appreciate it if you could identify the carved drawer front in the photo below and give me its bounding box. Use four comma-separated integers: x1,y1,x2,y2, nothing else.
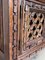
17,0,45,60
21,0,45,52
9,0,45,60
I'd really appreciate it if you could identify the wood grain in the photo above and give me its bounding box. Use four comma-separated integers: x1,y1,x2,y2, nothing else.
9,0,13,60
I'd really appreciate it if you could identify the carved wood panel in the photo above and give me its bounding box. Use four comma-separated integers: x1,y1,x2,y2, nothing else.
18,0,45,60
9,0,20,60
9,0,45,60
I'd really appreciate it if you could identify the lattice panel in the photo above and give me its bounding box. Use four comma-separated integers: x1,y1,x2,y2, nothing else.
21,0,45,52
26,12,44,40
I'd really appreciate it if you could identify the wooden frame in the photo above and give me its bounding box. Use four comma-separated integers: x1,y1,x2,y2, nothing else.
9,0,20,60
0,0,9,60
0,0,4,52
18,42,45,60
3,0,9,60
9,0,13,60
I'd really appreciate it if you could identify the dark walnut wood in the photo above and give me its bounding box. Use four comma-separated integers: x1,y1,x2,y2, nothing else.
27,0,45,3
36,0,45,3
0,0,4,53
